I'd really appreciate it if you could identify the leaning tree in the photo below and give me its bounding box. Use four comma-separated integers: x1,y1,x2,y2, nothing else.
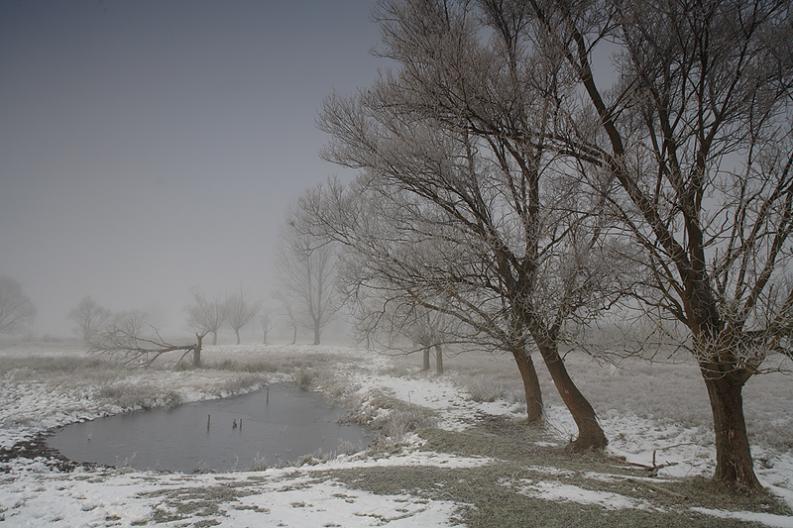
524,0,793,488
89,311,200,367
309,0,637,450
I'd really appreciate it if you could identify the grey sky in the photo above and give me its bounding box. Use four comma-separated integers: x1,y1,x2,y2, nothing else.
0,0,383,335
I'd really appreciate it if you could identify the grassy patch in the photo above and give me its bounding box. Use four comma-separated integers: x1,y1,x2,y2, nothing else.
97,383,183,409
209,359,279,373
455,374,523,404
138,483,259,524
0,355,113,374
325,413,790,526
293,368,315,391
328,463,774,528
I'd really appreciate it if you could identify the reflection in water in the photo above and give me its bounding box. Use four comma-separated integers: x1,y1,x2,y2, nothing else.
46,383,369,472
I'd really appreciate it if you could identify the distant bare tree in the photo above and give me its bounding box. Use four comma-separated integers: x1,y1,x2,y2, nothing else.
259,312,272,345
187,291,227,346
277,214,341,345
345,285,457,376
225,290,260,345
0,276,35,334
89,311,199,367
68,296,111,344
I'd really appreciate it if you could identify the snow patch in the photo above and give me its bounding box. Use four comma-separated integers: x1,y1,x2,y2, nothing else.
691,507,793,528
506,478,657,511
354,373,521,431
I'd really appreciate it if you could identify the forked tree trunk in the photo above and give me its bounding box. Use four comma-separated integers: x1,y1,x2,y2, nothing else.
421,349,430,371
704,375,762,490
512,348,543,423
434,344,443,376
538,342,607,450
234,329,241,345
193,334,203,367
211,331,218,346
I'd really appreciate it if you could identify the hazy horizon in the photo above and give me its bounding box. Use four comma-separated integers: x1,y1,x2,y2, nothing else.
0,0,384,336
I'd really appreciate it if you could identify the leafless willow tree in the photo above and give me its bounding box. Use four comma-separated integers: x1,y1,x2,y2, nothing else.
308,0,633,450
89,311,199,367
186,291,226,346
276,216,341,345
0,276,35,335
68,296,111,344
225,290,260,345
515,0,793,489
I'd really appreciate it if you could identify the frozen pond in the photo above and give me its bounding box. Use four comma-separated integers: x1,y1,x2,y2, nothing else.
46,383,370,472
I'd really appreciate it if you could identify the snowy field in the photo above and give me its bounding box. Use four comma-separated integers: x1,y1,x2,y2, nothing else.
1,341,792,527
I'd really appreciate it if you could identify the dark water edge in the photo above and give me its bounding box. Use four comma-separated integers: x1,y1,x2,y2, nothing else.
44,383,370,472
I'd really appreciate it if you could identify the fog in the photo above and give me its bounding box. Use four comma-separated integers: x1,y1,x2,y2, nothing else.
0,0,382,336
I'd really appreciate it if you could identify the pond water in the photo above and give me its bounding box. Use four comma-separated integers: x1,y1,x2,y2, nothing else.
46,383,370,472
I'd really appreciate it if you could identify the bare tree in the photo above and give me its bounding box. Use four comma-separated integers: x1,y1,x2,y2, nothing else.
68,296,111,344
277,215,341,345
0,276,35,334
89,311,199,367
259,312,272,345
310,0,636,450
346,285,457,376
225,289,260,345
525,0,793,488
186,291,227,346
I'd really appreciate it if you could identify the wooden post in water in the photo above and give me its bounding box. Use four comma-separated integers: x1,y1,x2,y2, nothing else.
266,386,270,406
207,414,211,432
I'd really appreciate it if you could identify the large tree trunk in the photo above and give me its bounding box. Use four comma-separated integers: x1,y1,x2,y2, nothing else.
538,342,607,450
211,331,218,345
434,344,443,376
421,349,430,371
512,348,544,423
703,374,762,490
193,334,203,367
313,319,321,345
234,329,241,345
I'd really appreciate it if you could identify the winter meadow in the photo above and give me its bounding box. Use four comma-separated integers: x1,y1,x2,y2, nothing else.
1,1,793,527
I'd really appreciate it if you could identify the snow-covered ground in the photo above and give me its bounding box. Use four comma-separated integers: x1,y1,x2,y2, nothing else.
1,342,792,527
0,450,488,527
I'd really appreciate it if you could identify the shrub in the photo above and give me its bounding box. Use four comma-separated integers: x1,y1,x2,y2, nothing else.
293,369,315,391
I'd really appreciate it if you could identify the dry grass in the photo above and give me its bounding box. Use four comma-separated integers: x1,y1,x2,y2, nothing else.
388,343,793,451
97,383,183,409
